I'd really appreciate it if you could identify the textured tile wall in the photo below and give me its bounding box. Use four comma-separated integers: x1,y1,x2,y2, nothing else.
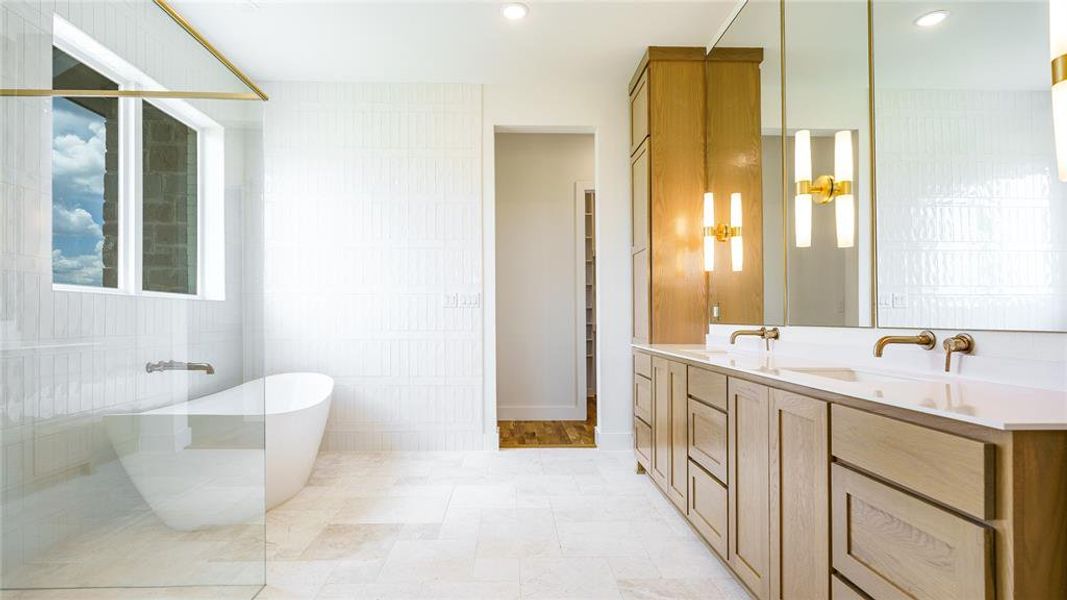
876,89,1067,331
261,82,485,451
0,0,256,575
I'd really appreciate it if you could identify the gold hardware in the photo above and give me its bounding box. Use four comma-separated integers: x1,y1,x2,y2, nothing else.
795,175,852,205
704,224,742,242
873,330,936,357
942,333,974,373
152,0,269,101
730,326,779,349
0,1,267,101
0,88,262,100
1054,53,1067,87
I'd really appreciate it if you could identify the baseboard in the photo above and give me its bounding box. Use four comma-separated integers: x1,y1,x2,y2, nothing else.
497,405,586,421
483,430,500,451
594,427,633,451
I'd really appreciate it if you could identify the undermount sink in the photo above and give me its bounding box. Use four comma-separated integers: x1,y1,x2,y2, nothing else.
781,367,915,384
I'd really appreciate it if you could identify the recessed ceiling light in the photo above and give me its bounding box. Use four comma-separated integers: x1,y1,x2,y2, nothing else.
501,2,529,21
914,10,949,28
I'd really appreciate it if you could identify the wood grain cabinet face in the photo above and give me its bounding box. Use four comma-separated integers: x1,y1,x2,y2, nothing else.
832,464,994,600
688,459,728,559
650,357,670,489
634,374,653,425
635,418,652,471
831,404,994,520
769,390,829,600
667,361,688,510
630,142,651,344
630,71,649,154
688,366,727,411
688,398,727,482
728,378,770,600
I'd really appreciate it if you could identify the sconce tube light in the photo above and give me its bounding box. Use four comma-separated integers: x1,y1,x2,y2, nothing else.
834,131,855,248
1053,0,1067,181
795,129,812,183
703,193,715,271
794,129,813,248
730,193,743,272
795,194,813,248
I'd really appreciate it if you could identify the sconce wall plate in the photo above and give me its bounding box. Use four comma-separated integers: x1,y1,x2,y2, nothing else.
795,175,852,205
704,224,742,242
1054,53,1066,86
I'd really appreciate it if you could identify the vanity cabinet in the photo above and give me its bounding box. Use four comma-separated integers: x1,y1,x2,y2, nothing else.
727,378,771,600
629,47,707,344
769,389,829,600
650,357,688,510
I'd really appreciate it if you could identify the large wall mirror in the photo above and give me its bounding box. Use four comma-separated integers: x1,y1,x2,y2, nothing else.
872,0,1066,332
707,0,1065,333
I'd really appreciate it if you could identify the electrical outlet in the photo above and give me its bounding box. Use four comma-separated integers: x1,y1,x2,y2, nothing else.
891,293,907,308
443,293,459,308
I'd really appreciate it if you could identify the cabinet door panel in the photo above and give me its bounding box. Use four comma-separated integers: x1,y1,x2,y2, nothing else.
634,374,652,425
667,361,688,510
769,389,829,600
689,398,727,482
832,464,993,600
689,459,728,559
635,418,652,471
728,378,770,600
630,141,650,343
630,71,649,154
650,357,670,489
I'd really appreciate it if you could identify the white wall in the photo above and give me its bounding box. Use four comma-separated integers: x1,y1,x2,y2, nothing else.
260,82,485,451
0,0,258,579
494,133,594,421
482,82,633,450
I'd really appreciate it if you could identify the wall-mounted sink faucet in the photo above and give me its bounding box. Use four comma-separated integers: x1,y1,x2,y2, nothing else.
146,360,215,375
730,327,780,350
942,333,975,372
873,330,936,357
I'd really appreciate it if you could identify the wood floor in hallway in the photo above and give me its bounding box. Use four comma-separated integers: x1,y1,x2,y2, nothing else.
498,396,597,448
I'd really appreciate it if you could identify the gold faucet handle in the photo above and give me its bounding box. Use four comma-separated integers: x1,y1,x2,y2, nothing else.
942,333,975,372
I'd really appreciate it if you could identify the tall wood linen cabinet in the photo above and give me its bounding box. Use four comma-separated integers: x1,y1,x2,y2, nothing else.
630,47,707,344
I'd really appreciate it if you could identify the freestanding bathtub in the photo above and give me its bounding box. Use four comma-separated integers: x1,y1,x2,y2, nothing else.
105,373,333,530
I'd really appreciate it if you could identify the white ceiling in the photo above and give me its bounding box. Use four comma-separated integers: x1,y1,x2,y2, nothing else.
170,1,737,86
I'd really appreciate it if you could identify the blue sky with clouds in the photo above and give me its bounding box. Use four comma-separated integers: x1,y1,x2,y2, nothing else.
52,97,108,286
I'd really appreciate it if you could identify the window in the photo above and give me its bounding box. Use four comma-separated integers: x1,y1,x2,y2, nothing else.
142,103,198,295
50,16,225,300
51,48,119,288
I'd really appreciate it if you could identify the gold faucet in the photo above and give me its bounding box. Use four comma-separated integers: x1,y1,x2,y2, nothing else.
942,333,974,372
730,327,780,350
873,330,936,357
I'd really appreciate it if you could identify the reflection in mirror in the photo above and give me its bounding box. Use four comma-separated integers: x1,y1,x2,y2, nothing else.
783,0,872,327
874,0,1067,332
705,0,783,326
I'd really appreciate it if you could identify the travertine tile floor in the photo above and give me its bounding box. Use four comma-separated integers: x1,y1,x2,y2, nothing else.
3,449,750,599
256,448,750,599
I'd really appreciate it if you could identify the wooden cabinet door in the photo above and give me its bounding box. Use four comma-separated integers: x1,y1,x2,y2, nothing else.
631,141,650,343
728,378,770,600
666,360,688,510
650,357,670,489
688,398,727,482
634,374,652,425
689,459,728,559
769,389,830,600
635,418,652,471
832,464,993,600
630,70,649,154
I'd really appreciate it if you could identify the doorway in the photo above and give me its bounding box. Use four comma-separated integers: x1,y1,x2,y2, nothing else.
493,133,596,448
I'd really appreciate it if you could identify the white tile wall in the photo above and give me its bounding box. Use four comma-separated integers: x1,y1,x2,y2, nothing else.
0,0,259,580
876,88,1067,331
261,82,485,451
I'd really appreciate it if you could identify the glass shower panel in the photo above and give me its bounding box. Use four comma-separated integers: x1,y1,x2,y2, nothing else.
1,0,266,595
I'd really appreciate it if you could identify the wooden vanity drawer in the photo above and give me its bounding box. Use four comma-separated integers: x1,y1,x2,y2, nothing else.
634,374,653,425
688,366,727,411
831,404,994,520
688,398,727,481
688,459,728,559
635,418,652,470
634,352,652,379
832,464,993,600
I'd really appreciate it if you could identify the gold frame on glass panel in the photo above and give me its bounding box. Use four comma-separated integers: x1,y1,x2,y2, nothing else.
0,0,267,101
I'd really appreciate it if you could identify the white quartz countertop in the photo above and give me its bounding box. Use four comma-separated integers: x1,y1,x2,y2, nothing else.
633,343,1067,431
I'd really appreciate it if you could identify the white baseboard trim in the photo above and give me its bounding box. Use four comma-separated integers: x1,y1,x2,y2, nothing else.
594,427,633,451
497,405,586,421
483,430,500,451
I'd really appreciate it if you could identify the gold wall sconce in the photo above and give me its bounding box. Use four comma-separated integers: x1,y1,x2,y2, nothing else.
793,129,855,249
1053,0,1066,181
703,192,743,272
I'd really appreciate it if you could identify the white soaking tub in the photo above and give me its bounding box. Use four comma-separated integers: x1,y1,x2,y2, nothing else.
105,373,333,530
